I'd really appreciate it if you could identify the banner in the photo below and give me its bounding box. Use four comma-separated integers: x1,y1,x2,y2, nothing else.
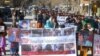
20,27,77,56
93,34,100,56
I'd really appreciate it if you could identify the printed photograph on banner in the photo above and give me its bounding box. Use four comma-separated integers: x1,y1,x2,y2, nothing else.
32,29,43,37
43,29,53,36
21,38,32,44
21,30,32,37
0,26,4,32
18,20,30,29
64,28,74,36
54,44,64,51
78,30,93,47
64,43,75,51
53,29,62,36
31,44,42,52
43,44,55,52
22,44,32,51
30,20,37,29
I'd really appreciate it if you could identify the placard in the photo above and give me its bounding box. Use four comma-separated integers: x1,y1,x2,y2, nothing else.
93,34,100,56
0,26,4,32
19,20,30,29
78,30,93,47
57,16,67,25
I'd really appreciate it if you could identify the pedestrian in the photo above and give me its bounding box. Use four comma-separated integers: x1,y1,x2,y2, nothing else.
75,19,82,32
11,9,17,27
42,13,49,26
37,10,43,28
0,18,7,55
3,6,11,21
0,34,3,56
98,18,100,34
7,28,20,56
19,10,24,20
86,23,94,32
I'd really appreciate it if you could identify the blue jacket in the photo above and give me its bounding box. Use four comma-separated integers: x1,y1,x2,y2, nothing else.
7,34,15,42
44,20,54,28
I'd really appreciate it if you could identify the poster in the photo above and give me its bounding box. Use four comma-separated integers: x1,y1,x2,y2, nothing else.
78,30,93,47
93,34,100,56
20,27,77,56
18,20,37,29
0,26,4,32
19,20,30,29
57,16,67,25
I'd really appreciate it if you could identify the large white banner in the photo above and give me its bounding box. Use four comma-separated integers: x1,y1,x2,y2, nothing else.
94,34,100,56
20,27,77,56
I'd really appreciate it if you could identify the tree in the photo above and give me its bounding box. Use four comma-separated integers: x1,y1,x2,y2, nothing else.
0,0,4,5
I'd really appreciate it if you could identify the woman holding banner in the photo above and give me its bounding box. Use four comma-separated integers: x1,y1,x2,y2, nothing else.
7,28,20,56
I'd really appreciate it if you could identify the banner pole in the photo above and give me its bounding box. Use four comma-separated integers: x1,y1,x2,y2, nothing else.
83,48,88,56
80,46,84,56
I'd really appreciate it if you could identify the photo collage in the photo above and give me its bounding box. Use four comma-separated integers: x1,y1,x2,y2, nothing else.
78,30,94,47
21,43,76,55
20,28,75,38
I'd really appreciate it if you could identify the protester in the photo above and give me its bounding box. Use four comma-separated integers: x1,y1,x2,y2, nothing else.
75,19,82,32
7,28,20,56
3,6,11,21
98,18,100,34
19,10,24,20
86,23,94,32
0,9,4,18
37,10,43,28
44,16,55,28
12,9,17,27
42,13,49,26
0,34,3,56
0,18,7,55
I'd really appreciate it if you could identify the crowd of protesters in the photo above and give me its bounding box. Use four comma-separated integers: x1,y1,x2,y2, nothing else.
0,7,100,56
35,9,100,34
